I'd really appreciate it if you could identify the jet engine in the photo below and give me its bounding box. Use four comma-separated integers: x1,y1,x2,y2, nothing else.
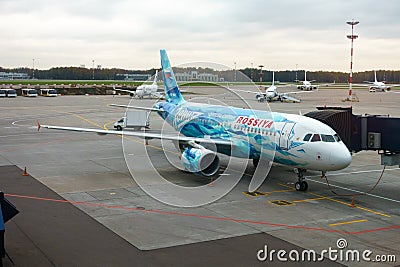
181,145,220,177
129,92,135,97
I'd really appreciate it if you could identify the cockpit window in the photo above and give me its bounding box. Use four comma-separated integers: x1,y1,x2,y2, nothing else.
321,134,335,142
303,133,312,141
333,134,341,142
310,134,321,142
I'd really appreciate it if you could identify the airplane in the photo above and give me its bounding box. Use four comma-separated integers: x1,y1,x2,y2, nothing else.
114,70,163,98
294,70,332,91
39,50,352,193
233,71,308,103
356,70,400,92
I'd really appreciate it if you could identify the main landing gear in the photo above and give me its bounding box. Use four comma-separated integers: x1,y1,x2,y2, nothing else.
294,168,308,191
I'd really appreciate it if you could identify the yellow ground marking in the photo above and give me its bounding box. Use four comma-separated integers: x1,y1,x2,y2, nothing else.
329,219,368,227
265,188,296,194
310,192,392,218
292,196,326,203
242,191,266,197
277,183,391,218
72,114,103,128
269,200,295,206
103,120,116,130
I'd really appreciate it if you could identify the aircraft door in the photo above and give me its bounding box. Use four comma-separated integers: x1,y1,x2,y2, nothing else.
279,122,296,150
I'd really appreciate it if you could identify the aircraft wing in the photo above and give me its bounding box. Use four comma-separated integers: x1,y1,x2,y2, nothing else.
280,90,315,95
114,88,135,93
230,85,291,95
353,83,371,87
279,94,301,103
38,123,232,146
150,91,165,98
317,82,335,87
229,88,263,95
109,104,164,112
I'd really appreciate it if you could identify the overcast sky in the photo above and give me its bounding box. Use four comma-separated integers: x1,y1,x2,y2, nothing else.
1,0,400,71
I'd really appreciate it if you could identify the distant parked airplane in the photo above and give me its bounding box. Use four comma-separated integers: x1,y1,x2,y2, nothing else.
294,71,334,91
114,70,163,98
233,71,310,103
356,70,400,92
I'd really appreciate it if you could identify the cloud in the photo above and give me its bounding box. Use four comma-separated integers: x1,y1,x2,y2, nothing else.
1,0,399,70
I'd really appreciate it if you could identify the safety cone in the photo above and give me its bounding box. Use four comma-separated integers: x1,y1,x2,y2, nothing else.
350,196,356,208
209,177,214,187
22,166,29,176
145,139,149,146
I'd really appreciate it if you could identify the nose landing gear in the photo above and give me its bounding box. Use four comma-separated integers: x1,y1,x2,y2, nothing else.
294,168,308,191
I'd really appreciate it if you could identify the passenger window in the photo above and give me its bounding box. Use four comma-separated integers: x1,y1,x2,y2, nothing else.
321,134,335,142
303,133,312,141
311,134,321,142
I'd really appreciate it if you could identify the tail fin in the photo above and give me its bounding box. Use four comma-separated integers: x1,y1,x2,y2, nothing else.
271,71,275,86
160,49,185,104
152,70,158,85
304,70,307,82
374,70,377,82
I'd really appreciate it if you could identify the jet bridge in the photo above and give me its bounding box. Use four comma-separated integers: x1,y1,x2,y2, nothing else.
305,106,400,166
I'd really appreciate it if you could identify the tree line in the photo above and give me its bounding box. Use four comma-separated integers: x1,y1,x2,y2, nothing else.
2,66,400,83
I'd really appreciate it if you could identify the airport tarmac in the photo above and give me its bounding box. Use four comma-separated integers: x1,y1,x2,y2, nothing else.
0,87,399,266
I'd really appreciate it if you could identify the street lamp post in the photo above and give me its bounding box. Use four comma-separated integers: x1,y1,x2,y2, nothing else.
92,60,95,80
258,65,264,88
32,58,35,79
251,62,253,81
346,19,359,101
234,62,237,82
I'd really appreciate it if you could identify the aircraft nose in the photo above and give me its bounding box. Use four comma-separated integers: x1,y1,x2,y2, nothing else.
331,145,352,170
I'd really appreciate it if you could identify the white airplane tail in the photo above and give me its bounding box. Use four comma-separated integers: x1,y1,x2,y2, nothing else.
152,70,158,85
271,71,275,86
374,70,378,83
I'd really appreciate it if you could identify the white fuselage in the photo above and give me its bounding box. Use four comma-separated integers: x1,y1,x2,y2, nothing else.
158,101,352,172
135,84,158,98
370,82,389,91
265,85,278,99
298,81,316,91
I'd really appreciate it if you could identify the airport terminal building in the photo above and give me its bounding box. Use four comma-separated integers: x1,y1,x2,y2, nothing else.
175,71,219,82
0,72,29,80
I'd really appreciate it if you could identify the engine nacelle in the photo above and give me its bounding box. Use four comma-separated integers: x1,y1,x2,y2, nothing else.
181,147,220,177
129,92,135,97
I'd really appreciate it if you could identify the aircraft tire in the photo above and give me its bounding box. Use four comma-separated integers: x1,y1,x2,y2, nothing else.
295,181,308,191
295,182,302,191
301,181,308,191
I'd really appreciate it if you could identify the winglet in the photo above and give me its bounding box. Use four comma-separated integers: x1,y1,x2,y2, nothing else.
37,120,41,131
